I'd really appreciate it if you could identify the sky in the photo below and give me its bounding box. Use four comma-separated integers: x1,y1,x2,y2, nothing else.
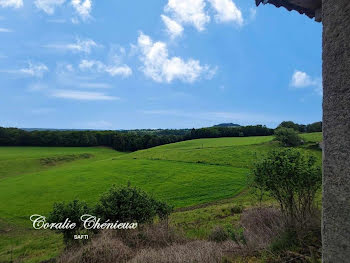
0,0,322,130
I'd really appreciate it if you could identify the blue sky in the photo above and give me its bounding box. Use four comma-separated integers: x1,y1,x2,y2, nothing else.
0,0,322,129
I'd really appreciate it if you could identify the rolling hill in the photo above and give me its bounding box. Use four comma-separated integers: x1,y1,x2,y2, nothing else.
0,133,322,262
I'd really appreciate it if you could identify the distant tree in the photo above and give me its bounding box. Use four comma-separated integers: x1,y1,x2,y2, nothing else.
278,121,306,132
274,127,303,147
251,149,322,227
306,121,322,133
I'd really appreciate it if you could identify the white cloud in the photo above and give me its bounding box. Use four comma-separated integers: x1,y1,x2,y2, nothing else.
291,71,315,87
164,0,210,32
208,0,243,25
71,0,91,20
137,32,215,83
44,38,99,53
0,0,23,9
79,59,132,77
161,15,184,39
34,0,66,15
290,70,322,95
1,62,49,77
19,62,49,77
0,27,12,32
51,90,119,100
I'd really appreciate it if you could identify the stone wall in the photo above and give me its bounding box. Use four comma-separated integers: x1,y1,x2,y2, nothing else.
322,0,350,262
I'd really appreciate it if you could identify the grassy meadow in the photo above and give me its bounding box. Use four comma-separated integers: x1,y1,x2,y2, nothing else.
0,133,322,262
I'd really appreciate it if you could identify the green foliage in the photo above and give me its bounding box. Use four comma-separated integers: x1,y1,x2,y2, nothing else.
47,200,90,244
225,225,246,244
274,127,303,147
277,121,322,133
251,149,322,226
94,185,172,224
306,121,322,133
208,225,246,244
0,125,274,152
208,226,229,242
278,121,305,132
270,229,299,252
230,205,243,214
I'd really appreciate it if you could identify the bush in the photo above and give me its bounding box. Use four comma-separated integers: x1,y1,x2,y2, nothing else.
208,226,229,242
274,127,303,147
94,185,173,224
230,205,243,215
251,149,322,227
224,225,246,245
47,200,90,244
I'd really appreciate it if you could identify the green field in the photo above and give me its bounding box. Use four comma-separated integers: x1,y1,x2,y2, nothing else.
0,133,322,262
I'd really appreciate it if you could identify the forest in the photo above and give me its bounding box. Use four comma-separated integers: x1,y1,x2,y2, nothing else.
0,121,321,152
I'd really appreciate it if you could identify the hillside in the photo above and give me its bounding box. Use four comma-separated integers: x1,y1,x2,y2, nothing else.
0,133,322,262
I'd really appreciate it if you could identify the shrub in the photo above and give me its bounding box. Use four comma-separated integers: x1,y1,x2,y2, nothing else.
208,226,229,242
47,200,90,244
230,205,243,215
94,185,172,224
224,225,246,245
251,149,322,227
274,127,303,147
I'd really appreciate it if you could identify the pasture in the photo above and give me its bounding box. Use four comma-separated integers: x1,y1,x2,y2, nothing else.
0,133,322,262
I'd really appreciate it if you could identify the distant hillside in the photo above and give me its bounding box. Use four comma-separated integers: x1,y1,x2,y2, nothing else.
213,123,240,127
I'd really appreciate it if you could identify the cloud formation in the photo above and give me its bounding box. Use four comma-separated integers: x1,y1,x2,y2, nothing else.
0,27,12,32
1,62,49,78
19,62,49,77
137,32,215,83
0,0,23,8
79,59,132,77
44,38,99,53
164,0,210,32
290,70,322,95
162,0,244,36
34,0,66,14
161,15,184,39
51,90,118,100
208,0,243,25
71,0,92,20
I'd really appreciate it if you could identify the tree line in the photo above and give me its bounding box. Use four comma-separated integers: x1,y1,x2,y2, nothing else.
0,121,321,152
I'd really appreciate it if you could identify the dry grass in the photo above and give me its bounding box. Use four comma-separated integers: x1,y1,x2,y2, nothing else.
57,232,133,263
57,223,240,263
56,207,321,263
130,240,223,263
240,206,285,250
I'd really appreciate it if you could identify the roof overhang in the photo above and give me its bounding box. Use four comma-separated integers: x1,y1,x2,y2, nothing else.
256,0,322,22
